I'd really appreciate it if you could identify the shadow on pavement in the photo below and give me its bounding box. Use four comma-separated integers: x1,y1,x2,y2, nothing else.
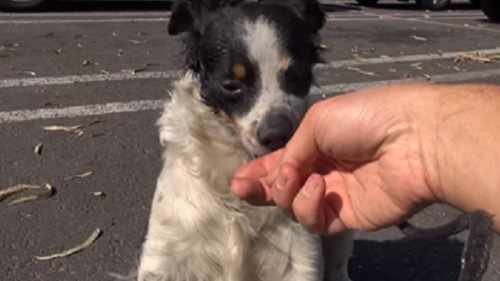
349,238,463,281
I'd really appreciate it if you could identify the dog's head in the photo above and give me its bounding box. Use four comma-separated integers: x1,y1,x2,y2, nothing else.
168,0,325,157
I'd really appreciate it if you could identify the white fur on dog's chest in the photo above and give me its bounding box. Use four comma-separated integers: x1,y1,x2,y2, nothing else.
143,152,317,281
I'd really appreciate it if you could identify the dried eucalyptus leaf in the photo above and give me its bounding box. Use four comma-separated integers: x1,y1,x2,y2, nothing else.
129,39,148,44
92,191,105,197
0,184,40,202
8,183,54,206
411,35,427,42
34,143,43,155
121,68,146,75
35,228,102,261
353,54,366,61
65,171,94,181
347,66,376,76
43,125,83,132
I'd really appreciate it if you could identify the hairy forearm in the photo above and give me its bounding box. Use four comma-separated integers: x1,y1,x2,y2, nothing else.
420,83,500,232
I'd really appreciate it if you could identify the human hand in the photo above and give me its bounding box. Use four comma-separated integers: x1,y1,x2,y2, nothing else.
231,83,440,235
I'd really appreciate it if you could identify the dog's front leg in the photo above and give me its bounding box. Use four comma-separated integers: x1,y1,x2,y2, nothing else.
321,231,354,281
137,171,190,281
137,218,178,281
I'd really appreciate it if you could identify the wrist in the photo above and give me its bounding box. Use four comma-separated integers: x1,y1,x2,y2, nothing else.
420,84,500,229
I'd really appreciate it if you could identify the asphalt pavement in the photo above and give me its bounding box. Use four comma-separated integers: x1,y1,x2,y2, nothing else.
1,1,500,281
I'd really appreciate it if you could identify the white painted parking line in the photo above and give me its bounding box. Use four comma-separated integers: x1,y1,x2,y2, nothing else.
0,71,178,88
361,11,499,33
402,17,500,33
0,100,164,124
327,16,485,21
0,15,488,24
317,47,500,69
2,68,500,124
312,68,500,95
0,11,171,17
0,17,170,24
1,47,498,89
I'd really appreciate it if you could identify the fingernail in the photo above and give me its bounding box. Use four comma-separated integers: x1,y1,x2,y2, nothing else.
302,176,318,198
276,169,288,190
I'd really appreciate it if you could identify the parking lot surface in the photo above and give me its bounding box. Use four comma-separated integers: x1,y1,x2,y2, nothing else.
1,1,499,281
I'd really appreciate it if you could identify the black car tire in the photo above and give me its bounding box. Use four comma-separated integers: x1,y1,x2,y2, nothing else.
0,0,46,11
355,0,380,7
481,0,500,22
416,0,452,10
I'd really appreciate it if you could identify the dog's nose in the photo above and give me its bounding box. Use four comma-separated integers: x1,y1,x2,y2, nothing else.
257,112,295,151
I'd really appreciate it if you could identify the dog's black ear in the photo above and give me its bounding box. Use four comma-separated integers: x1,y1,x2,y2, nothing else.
168,0,242,35
289,0,326,33
168,0,196,35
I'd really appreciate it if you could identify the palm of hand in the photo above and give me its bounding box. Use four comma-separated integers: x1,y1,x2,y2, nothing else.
317,141,431,234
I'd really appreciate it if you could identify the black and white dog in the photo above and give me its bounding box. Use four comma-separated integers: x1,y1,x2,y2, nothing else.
137,0,354,280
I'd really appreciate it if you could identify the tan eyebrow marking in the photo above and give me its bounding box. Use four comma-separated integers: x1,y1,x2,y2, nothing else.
232,63,247,80
280,57,293,71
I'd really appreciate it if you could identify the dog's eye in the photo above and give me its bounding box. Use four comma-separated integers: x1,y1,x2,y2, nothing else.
221,80,243,96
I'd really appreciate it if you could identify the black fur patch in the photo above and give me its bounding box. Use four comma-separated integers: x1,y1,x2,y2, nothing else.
168,0,325,116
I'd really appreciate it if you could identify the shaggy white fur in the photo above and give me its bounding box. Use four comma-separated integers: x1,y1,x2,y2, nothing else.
136,72,353,281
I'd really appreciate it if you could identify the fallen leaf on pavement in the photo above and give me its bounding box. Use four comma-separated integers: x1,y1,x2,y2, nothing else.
347,66,376,76
411,35,427,42
121,68,147,75
65,171,94,181
410,62,423,70
129,39,148,44
0,43,20,51
454,52,500,64
34,143,43,155
43,124,84,133
35,228,102,261
14,70,36,76
8,183,54,206
353,54,366,61
0,184,40,202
